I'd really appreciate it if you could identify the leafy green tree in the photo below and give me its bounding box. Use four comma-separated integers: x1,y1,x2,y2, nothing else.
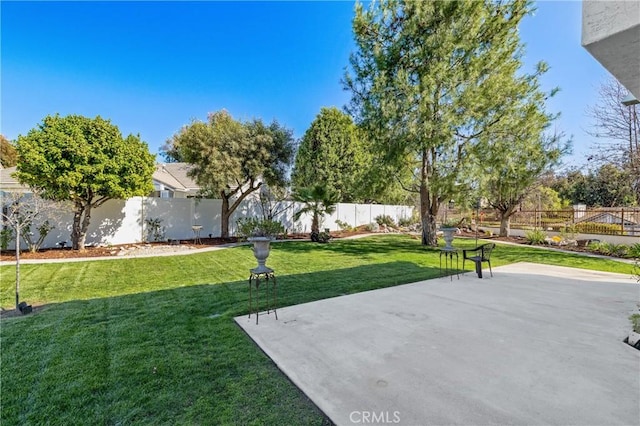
344,0,552,245
293,184,339,235
16,115,155,250
1,135,18,168
159,139,184,163
520,185,566,211
357,151,419,205
551,169,586,205
166,110,295,238
292,107,370,202
476,127,567,236
554,164,636,207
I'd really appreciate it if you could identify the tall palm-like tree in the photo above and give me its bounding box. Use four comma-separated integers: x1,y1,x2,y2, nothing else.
293,184,339,235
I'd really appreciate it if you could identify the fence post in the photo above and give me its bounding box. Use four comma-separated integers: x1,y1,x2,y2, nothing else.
621,208,625,236
141,197,145,243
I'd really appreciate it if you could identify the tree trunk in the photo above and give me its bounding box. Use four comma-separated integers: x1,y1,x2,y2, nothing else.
311,212,320,234
79,204,92,250
71,211,80,250
220,183,262,238
420,182,438,246
499,211,511,237
71,204,83,250
497,204,519,237
15,224,20,311
220,194,230,238
71,203,91,250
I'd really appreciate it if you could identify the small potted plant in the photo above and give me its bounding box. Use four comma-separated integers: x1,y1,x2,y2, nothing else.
236,218,284,273
439,219,459,250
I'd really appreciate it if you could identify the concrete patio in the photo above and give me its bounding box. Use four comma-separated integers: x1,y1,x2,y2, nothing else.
236,262,640,426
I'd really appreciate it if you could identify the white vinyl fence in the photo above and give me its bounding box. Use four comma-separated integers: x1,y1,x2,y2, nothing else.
2,196,414,250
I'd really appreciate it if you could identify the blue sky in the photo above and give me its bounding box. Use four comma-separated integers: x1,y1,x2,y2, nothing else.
1,1,611,169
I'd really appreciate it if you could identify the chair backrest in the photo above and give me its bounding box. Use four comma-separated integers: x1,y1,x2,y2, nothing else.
481,243,496,261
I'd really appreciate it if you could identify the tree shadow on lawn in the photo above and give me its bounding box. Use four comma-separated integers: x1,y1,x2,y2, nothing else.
275,234,508,259
1,261,437,426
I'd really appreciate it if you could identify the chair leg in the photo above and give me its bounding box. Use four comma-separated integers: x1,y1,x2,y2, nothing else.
475,260,483,278
488,260,492,277
462,258,466,272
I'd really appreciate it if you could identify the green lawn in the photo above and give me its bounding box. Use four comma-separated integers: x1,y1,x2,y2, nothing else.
0,235,633,425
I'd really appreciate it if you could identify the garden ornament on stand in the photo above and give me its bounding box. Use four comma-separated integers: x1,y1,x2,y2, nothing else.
236,217,284,273
440,219,458,250
247,236,273,274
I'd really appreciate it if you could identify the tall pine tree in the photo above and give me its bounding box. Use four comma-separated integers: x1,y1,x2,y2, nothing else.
345,0,553,245
292,107,370,202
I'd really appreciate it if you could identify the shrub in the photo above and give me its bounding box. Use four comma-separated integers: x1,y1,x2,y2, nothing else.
145,218,166,242
627,243,640,259
374,214,396,227
335,220,353,231
398,211,420,227
22,220,56,252
587,240,603,252
588,242,628,257
236,217,284,239
311,230,331,243
560,224,577,241
397,217,412,227
631,314,640,333
0,228,13,250
594,242,629,256
609,243,628,257
525,228,547,245
440,218,459,228
574,222,623,235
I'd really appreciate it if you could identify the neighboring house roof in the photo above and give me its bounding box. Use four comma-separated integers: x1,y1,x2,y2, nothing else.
577,212,637,225
152,163,200,194
0,166,29,192
2,163,202,196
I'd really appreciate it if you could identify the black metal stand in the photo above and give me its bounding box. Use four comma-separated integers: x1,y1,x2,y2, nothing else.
248,268,278,324
439,249,460,281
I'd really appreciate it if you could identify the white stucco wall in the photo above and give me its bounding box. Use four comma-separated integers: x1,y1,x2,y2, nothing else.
582,0,640,99
2,197,415,249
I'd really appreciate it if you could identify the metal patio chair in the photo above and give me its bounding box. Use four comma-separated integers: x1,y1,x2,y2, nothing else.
462,243,495,278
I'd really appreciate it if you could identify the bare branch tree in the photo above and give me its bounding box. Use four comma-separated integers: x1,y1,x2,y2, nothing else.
587,78,640,202
1,192,64,312
258,184,293,223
